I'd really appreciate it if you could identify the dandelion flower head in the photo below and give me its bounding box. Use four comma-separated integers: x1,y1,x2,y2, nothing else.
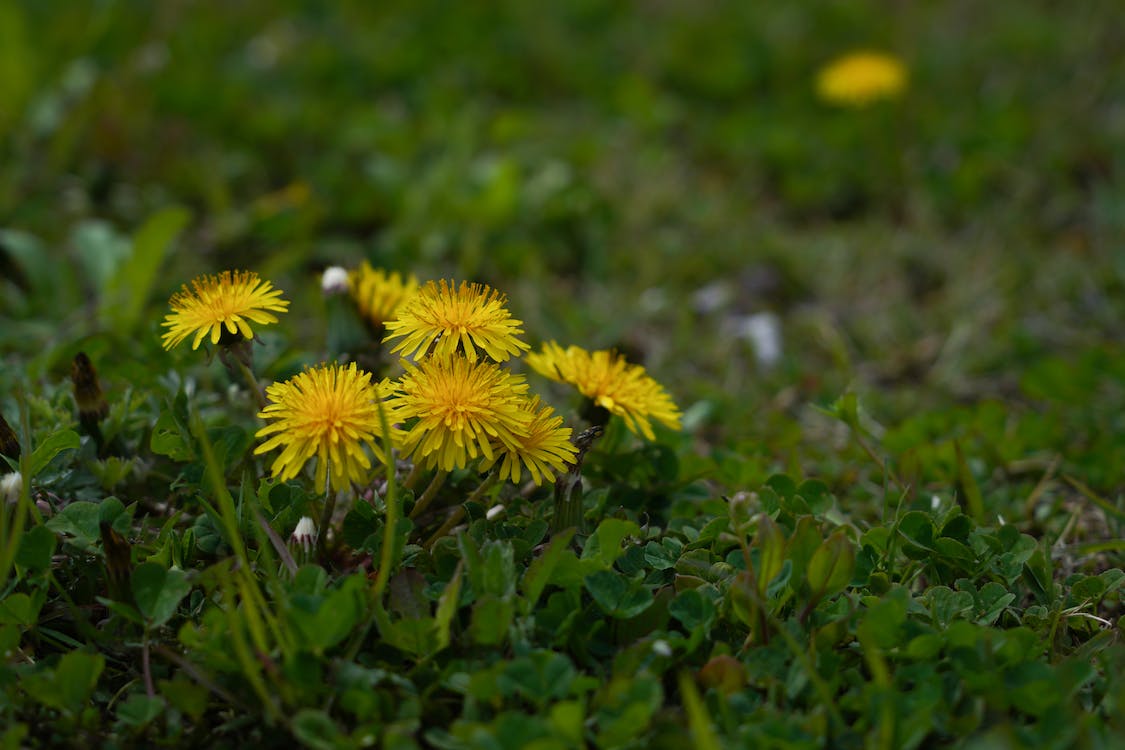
161,270,289,351
527,342,682,440
348,262,419,328
816,51,907,107
383,279,530,362
388,355,530,472
254,362,398,491
479,395,577,486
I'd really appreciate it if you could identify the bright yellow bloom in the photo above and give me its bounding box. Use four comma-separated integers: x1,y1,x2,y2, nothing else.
161,270,289,350
254,362,398,491
816,51,907,107
348,262,419,329
527,342,682,440
388,355,530,472
480,395,577,486
383,279,530,362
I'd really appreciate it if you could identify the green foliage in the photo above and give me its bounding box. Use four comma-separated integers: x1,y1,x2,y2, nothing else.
2,0,1124,747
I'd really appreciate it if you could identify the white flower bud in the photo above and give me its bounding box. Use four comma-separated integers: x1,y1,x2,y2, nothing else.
321,266,350,295
290,516,317,552
1,472,22,505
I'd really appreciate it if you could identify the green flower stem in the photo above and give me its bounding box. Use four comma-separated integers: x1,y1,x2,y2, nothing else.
551,425,604,534
409,469,449,520
370,397,400,602
217,573,281,721
317,484,336,558
235,358,268,410
344,397,399,681
402,461,426,491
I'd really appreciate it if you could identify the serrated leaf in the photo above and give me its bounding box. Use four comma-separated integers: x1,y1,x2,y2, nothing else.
28,429,80,478
150,411,193,460
521,528,575,610
433,563,463,654
470,595,514,646
480,540,516,598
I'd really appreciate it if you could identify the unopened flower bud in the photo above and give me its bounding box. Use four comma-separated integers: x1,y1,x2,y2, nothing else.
290,516,317,554
0,413,18,460
72,352,109,422
321,266,350,296
1,472,21,504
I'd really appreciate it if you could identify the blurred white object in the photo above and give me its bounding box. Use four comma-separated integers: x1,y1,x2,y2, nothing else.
693,281,733,314
321,265,349,295
737,312,782,368
1,472,21,504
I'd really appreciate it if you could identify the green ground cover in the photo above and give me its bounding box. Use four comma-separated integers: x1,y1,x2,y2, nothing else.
2,1,1124,747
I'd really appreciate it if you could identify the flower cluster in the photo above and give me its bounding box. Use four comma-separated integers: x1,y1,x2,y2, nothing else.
162,267,682,500
381,279,573,485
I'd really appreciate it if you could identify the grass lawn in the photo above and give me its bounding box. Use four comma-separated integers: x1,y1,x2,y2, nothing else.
2,2,1124,747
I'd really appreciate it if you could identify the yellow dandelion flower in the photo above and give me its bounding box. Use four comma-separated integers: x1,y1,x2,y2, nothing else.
383,279,530,362
161,270,289,351
348,262,419,329
480,395,577,486
388,355,530,472
816,51,907,107
527,342,682,441
254,362,399,491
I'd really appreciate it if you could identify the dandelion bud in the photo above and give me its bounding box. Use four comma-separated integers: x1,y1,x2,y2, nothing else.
1,472,21,504
72,352,109,422
0,412,19,460
99,520,133,601
290,516,317,555
321,265,350,296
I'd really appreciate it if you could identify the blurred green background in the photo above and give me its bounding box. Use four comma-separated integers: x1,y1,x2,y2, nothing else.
2,0,1123,496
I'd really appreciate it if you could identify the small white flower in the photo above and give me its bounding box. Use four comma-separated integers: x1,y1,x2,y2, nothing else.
652,639,672,657
321,266,350,295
